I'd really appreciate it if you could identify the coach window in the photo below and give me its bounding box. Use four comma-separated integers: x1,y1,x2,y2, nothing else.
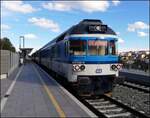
56,45,60,58
65,41,68,56
69,40,86,55
51,46,54,57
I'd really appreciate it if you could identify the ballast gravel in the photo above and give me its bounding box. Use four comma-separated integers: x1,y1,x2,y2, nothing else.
112,84,150,116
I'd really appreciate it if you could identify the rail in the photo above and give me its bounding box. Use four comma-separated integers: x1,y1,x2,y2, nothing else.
81,95,149,118
119,81,150,93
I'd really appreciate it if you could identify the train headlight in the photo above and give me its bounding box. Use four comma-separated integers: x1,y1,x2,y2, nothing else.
111,64,122,71
111,65,118,71
73,64,79,72
80,65,85,71
75,65,80,70
72,64,85,72
117,64,123,70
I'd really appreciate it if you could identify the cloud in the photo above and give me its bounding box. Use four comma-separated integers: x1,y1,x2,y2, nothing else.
115,32,124,43
1,10,11,17
116,32,120,35
24,33,38,39
42,1,72,11
137,31,148,37
28,17,60,32
127,21,149,38
2,1,37,13
127,21,149,32
112,0,120,6
118,48,149,53
42,1,110,13
1,24,11,30
118,38,124,43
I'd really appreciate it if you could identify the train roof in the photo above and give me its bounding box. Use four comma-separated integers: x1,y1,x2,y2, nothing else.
36,19,117,52
68,19,116,35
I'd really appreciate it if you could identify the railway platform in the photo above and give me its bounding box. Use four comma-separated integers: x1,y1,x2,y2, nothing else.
0,62,96,117
120,68,149,76
119,69,150,86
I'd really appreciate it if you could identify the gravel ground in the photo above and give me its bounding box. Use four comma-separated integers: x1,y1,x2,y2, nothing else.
112,84,150,116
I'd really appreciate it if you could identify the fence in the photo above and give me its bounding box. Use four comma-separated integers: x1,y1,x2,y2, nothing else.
0,50,19,79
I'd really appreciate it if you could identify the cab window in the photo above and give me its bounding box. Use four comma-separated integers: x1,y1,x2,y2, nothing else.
69,40,86,55
108,41,116,55
88,40,107,55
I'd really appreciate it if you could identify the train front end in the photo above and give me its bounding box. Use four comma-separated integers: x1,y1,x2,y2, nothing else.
66,22,123,96
67,35,122,96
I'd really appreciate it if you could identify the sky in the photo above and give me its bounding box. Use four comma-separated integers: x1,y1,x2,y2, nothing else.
1,0,149,54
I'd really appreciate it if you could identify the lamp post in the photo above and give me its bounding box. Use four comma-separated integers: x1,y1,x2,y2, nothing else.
19,36,25,49
19,36,25,65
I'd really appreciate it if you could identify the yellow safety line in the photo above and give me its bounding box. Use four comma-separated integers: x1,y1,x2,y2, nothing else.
32,64,66,117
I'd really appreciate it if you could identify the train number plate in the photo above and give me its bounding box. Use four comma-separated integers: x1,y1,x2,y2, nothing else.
95,68,102,73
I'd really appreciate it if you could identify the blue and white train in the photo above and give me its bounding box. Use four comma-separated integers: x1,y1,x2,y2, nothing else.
32,19,123,96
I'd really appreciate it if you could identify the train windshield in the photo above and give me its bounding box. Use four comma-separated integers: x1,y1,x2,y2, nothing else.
69,40,86,55
88,40,116,55
69,39,116,56
88,40,107,55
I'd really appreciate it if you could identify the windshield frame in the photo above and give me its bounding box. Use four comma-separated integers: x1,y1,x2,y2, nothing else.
68,37,117,56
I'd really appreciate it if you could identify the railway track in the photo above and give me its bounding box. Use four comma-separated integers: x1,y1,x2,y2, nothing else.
81,95,149,118
119,81,150,93
38,64,149,117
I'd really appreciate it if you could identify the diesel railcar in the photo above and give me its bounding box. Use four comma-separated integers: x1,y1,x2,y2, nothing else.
32,19,122,96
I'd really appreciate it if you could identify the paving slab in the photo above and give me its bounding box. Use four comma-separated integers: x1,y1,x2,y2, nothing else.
1,63,95,117
1,67,20,99
1,64,58,117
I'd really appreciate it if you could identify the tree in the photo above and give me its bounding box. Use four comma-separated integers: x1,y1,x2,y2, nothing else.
0,37,16,52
